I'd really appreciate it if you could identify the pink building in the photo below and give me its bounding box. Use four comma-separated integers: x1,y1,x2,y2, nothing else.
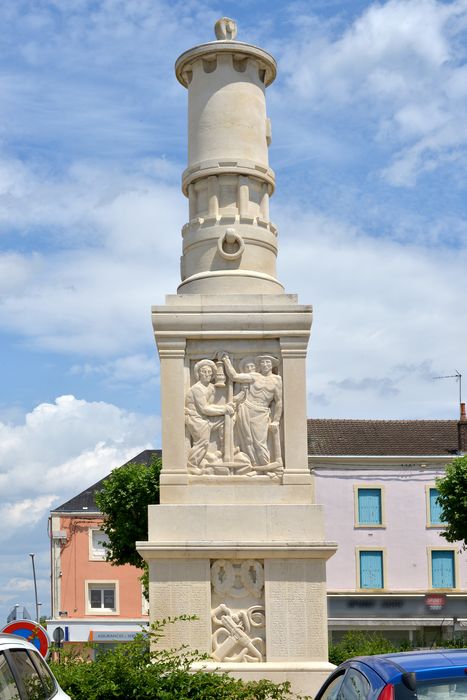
47,451,158,652
309,415,467,645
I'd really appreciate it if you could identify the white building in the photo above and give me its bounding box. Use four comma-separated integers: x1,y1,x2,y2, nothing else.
309,414,467,645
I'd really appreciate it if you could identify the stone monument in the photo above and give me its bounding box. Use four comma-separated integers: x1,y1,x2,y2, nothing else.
137,18,337,697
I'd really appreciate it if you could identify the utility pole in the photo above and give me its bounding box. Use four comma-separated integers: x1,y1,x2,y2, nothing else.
29,553,39,622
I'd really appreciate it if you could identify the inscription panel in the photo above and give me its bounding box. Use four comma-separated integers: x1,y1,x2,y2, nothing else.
264,559,327,662
149,559,211,652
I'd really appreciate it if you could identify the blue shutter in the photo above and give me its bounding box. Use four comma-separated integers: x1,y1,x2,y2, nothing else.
358,489,382,525
360,551,383,589
432,551,455,588
429,488,444,525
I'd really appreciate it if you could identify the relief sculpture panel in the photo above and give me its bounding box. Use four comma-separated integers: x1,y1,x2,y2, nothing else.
185,352,283,479
210,559,265,663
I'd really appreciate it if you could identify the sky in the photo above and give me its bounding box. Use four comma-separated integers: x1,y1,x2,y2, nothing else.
0,0,466,623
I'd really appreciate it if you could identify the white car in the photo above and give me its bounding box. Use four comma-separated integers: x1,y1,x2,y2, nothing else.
0,633,71,700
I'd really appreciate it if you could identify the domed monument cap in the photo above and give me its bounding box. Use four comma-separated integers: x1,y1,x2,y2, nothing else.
175,17,277,87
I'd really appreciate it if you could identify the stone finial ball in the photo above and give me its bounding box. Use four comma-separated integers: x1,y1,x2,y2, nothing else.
214,17,237,41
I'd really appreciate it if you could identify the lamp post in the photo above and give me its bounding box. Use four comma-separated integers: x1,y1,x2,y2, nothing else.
29,553,39,622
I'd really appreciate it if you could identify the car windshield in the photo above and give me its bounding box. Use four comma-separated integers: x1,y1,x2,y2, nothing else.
408,677,467,699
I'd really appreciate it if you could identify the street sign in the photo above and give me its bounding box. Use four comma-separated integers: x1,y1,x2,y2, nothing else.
52,627,64,646
1,620,50,658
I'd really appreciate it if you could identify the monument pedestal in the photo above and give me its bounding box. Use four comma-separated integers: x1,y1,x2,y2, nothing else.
190,662,336,698
138,504,336,696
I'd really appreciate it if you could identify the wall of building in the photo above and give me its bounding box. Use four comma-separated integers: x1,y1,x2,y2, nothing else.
313,463,466,593
57,515,147,620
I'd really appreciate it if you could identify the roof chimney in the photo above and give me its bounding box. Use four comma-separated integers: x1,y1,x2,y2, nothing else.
459,402,467,454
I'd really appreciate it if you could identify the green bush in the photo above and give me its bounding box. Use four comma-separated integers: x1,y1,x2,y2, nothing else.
328,630,397,666
50,617,305,700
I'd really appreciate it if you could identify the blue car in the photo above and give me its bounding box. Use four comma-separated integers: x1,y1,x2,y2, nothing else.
315,649,467,699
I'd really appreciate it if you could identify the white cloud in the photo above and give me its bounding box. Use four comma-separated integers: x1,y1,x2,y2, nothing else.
4,578,33,593
279,0,467,184
0,395,159,502
0,159,182,355
0,497,57,536
71,353,159,385
277,203,467,419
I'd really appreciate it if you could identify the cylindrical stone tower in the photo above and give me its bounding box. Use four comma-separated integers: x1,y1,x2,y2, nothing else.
175,18,282,294
138,19,336,698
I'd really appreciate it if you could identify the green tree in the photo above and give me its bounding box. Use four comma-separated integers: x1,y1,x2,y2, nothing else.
94,454,161,594
436,455,467,547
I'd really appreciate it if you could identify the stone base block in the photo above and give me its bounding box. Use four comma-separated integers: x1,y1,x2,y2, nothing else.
145,503,328,544
191,660,335,698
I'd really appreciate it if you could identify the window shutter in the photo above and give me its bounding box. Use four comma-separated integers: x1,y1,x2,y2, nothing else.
429,489,444,525
360,551,383,589
358,489,382,525
432,551,455,588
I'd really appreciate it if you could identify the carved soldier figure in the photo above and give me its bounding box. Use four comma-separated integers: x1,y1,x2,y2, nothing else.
222,354,283,467
185,359,234,473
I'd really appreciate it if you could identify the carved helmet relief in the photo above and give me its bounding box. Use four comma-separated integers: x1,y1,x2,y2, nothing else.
184,352,283,479
211,559,264,599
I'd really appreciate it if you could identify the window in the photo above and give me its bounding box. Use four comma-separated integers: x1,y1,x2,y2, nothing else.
0,649,60,700
431,550,456,589
10,650,47,699
317,671,345,699
0,652,20,700
86,581,118,614
427,487,445,526
30,652,55,696
355,486,384,527
339,668,370,699
89,528,111,560
359,550,384,589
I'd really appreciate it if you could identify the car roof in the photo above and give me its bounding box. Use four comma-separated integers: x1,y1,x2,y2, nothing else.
354,649,467,682
0,633,36,649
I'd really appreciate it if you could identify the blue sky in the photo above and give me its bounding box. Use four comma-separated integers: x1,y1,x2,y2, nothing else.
0,0,466,623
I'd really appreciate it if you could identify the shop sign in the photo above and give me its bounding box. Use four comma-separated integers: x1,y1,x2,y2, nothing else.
89,630,139,642
425,594,446,611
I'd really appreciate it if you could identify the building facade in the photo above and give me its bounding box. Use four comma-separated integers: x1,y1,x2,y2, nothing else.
309,416,467,645
48,415,467,649
47,450,159,652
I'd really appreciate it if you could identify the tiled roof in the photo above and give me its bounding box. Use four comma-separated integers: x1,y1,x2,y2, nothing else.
51,419,460,514
52,449,161,513
307,419,459,457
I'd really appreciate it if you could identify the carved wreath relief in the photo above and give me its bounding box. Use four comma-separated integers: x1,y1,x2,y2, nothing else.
185,352,283,479
210,559,265,663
